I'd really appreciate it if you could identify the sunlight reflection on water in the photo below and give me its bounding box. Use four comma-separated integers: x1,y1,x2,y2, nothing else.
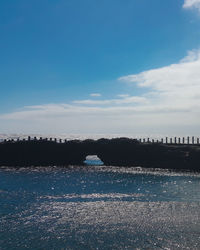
1,166,200,249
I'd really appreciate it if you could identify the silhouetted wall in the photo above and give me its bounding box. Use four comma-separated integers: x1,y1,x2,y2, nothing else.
0,138,200,170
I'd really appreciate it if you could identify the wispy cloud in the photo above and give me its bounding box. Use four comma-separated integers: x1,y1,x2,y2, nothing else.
90,93,101,97
183,0,200,12
73,96,147,105
117,94,130,98
119,49,200,113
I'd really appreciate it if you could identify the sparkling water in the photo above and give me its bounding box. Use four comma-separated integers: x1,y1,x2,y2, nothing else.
1,165,200,249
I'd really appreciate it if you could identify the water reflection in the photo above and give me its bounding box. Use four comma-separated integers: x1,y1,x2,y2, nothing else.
0,166,200,249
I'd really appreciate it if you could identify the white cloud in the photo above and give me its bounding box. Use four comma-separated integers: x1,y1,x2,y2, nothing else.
90,93,101,97
1,50,200,135
183,0,200,11
117,94,130,98
73,95,147,105
0,102,198,135
119,49,200,113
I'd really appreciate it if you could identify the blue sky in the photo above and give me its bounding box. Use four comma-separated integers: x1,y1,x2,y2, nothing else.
1,0,200,135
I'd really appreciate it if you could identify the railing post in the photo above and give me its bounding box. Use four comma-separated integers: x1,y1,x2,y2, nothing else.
197,138,199,144
170,138,172,144
183,137,185,144
161,138,163,143
143,138,146,143
174,137,177,144
187,136,190,144
192,136,195,144
166,137,168,144
178,138,181,144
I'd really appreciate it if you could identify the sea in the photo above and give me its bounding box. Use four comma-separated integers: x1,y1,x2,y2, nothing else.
0,134,200,249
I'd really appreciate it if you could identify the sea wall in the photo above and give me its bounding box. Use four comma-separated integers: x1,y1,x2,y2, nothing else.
0,137,200,170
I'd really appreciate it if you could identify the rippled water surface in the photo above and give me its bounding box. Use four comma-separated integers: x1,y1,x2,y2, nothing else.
1,165,200,249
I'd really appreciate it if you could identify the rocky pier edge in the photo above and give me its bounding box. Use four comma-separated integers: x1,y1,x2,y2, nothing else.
0,137,200,171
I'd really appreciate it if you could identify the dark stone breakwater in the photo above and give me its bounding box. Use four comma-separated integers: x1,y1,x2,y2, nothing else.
0,137,200,170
